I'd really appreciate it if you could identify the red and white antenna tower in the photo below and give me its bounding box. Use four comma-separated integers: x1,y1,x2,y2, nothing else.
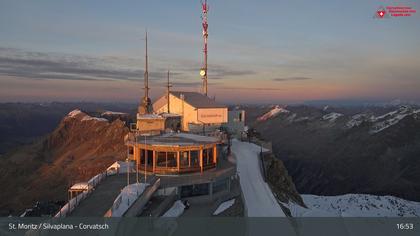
200,0,209,96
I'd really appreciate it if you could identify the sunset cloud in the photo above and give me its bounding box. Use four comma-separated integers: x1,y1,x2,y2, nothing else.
0,1,419,103
272,77,313,82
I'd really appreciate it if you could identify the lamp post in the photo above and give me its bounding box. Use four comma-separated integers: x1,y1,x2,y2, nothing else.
144,135,147,183
197,119,206,136
136,131,139,184
126,157,130,187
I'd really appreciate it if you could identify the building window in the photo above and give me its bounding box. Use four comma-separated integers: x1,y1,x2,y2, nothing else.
128,146,134,155
180,151,189,167
208,147,214,164
140,149,153,166
203,148,214,165
157,152,166,167
140,149,145,165
167,152,177,168
203,149,209,165
146,150,153,166
190,150,199,167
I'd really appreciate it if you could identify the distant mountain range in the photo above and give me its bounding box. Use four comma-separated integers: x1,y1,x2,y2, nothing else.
302,99,420,107
245,104,420,202
1,102,420,216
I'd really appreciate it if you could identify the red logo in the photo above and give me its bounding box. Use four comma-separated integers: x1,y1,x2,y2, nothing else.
375,6,387,19
377,10,386,18
375,5,416,19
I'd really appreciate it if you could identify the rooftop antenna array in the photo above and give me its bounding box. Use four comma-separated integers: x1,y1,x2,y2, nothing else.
200,0,209,96
144,30,149,101
138,30,153,115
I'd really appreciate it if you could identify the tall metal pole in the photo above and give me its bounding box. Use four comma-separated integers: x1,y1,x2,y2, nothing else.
139,30,152,115
125,139,130,187
201,0,209,96
167,70,172,113
127,157,130,187
136,131,139,183
144,135,147,183
144,30,149,99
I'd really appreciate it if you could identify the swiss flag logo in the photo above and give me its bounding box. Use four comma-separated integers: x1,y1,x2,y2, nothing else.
377,10,386,18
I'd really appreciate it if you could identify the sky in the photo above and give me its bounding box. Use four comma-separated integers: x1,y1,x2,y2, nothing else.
0,0,419,104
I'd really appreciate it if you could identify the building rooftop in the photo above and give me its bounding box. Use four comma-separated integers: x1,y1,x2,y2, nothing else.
70,182,90,191
137,113,165,120
160,113,182,118
133,132,220,146
170,91,227,108
137,113,181,120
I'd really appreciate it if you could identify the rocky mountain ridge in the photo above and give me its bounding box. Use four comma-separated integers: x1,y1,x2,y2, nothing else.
0,109,129,215
246,104,420,202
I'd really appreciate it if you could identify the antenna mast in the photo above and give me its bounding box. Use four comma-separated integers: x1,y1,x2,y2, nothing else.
144,30,149,99
167,70,172,113
200,0,209,96
138,30,153,115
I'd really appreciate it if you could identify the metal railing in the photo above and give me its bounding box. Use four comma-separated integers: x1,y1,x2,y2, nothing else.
54,170,108,217
113,195,123,211
159,164,236,188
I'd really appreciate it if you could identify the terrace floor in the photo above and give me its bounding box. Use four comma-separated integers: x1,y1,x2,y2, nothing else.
69,173,140,217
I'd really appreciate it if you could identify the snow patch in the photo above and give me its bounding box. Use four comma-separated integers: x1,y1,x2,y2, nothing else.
162,200,185,217
370,114,409,134
67,109,108,122
101,111,128,116
257,105,290,121
286,113,297,122
373,110,400,121
346,106,420,132
81,116,108,122
287,194,420,217
68,109,83,117
294,116,309,122
231,139,285,217
370,106,414,133
213,199,236,215
322,112,343,122
346,113,374,128
109,183,148,217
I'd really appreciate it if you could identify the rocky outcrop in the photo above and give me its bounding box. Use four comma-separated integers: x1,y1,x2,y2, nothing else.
263,153,305,210
0,109,129,215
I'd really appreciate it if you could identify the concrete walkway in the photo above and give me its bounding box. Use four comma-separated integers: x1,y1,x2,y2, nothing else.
231,139,285,217
69,173,139,217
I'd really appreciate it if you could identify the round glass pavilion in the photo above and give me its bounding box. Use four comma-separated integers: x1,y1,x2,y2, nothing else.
127,133,220,174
